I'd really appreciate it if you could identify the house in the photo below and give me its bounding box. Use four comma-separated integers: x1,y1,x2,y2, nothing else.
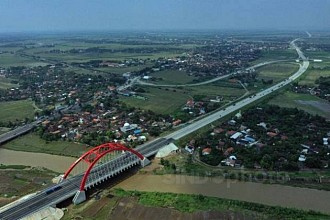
243,136,255,143
213,128,224,134
267,132,278,138
235,111,242,119
202,148,212,155
226,130,236,136
143,76,151,80
228,120,236,126
221,158,236,167
185,145,194,154
120,123,138,133
224,147,234,156
257,122,267,130
298,155,307,162
172,119,182,126
138,135,147,142
230,132,242,140
134,129,142,135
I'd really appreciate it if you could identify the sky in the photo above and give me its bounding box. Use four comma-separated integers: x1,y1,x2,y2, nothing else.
0,0,329,32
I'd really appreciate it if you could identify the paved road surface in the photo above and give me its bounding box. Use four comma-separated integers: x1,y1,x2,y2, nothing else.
0,120,41,145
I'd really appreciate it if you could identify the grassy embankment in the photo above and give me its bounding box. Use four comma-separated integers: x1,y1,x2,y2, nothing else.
62,188,329,220
2,132,87,157
0,166,58,205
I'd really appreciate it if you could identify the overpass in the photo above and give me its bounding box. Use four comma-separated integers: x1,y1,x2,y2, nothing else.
0,38,309,220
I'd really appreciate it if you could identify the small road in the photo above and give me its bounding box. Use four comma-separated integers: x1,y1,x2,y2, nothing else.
136,60,284,87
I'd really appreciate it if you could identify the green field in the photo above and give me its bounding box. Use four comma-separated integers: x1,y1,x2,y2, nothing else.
3,132,88,157
257,63,299,83
0,100,36,123
120,87,190,114
150,70,198,85
0,53,48,67
250,48,298,65
0,77,18,89
297,61,330,86
113,189,329,219
187,84,245,98
95,64,152,75
268,91,330,118
121,84,245,114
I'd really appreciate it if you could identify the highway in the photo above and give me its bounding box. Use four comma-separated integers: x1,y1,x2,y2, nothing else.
0,38,309,220
136,60,284,87
0,120,41,145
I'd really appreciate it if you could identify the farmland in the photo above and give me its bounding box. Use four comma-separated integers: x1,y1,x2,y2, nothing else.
120,87,190,114
150,70,198,85
0,100,36,123
297,61,330,86
0,77,17,90
268,91,330,119
256,62,299,83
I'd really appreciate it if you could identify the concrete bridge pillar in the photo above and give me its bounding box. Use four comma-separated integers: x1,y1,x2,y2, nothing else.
73,190,86,205
140,157,150,167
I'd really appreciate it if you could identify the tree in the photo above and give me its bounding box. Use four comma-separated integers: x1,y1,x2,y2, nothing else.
261,154,273,170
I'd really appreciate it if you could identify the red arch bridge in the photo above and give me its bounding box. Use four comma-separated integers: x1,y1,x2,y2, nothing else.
60,142,151,204
0,138,171,220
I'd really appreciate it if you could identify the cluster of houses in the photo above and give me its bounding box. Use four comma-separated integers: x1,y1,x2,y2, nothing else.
182,99,206,116
184,110,330,169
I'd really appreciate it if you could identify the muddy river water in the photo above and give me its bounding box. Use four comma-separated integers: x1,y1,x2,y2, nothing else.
1,148,330,214
116,174,330,214
0,148,76,173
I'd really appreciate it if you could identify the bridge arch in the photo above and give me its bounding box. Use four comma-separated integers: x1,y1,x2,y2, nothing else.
63,142,145,190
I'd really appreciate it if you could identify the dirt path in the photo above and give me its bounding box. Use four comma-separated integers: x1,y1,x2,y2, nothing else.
0,148,76,173
116,174,330,215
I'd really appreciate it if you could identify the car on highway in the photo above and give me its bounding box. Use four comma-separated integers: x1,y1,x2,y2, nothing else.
45,185,62,195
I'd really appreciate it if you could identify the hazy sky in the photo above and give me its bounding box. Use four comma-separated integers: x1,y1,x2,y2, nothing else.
0,0,329,32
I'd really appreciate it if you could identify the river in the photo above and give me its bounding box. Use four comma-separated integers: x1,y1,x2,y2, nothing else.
1,148,330,214
116,174,330,215
0,148,76,173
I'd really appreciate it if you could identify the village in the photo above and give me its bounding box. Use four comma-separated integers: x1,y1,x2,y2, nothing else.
183,105,330,171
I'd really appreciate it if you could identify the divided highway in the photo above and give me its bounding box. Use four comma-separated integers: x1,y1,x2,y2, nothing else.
0,120,41,145
0,38,309,220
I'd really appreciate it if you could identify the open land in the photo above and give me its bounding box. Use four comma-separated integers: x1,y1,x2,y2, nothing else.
2,132,87,157
150,70,198,85
0,100,36,123
256,63,299,83
0,166,58,205
0,77,17,90
268,91,330,118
